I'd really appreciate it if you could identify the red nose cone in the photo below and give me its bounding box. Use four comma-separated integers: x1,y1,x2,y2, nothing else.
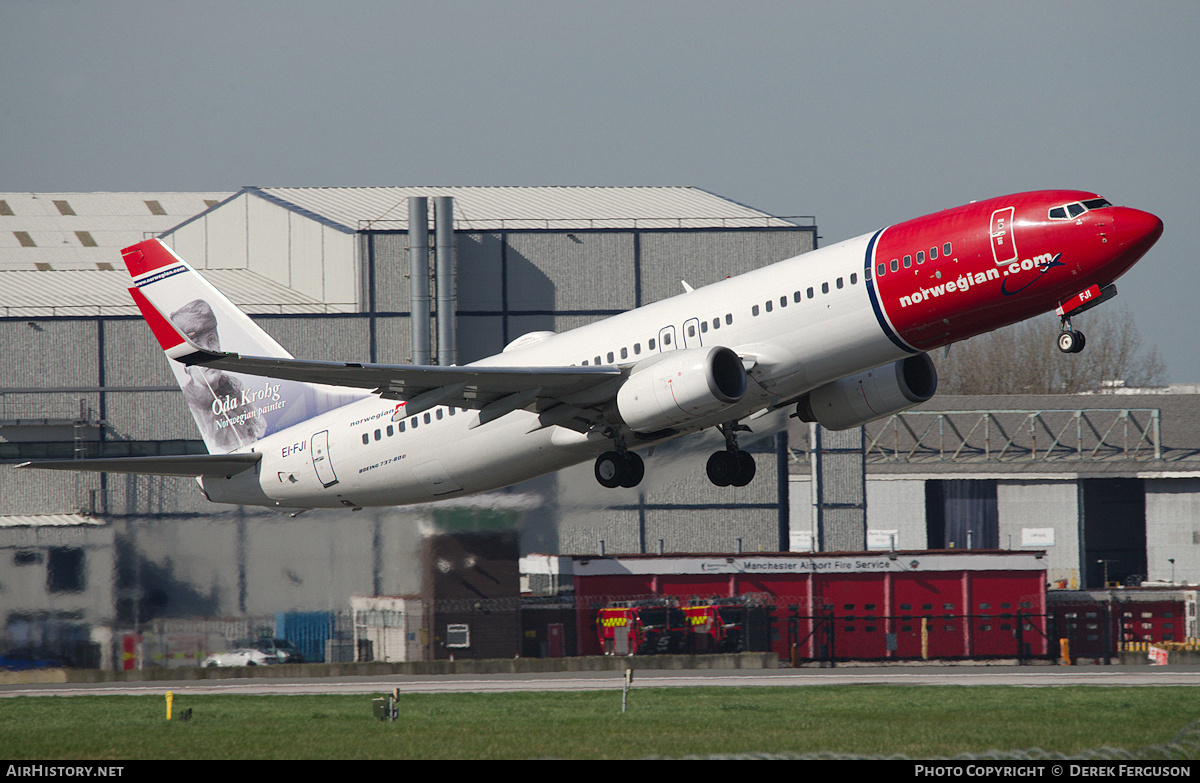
1117,207,1164,255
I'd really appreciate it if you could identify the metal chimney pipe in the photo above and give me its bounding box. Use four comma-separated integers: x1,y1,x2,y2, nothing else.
408,197,431,365
434,196,457,366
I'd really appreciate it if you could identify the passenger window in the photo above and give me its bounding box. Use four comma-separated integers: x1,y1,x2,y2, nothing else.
943,242,952,255
752,305,760,316
663,333,672,345
594,355,601,365
821,282,829,294
411,417,418,428
436,409,443,420
447,409,454,417
850,273,857,285
582,359,589,365
607,351,614,363
712,318,720,329
836,277,843,289
764,301,772,313
780,295,787,308
807,287,814,298
387,425,394,437
649,338,656,350
398,420,406,431
634,343,642,354
903,255,912,268
688,323,697,336
877,263,886,277
889,259,898,272
794,291,802,303
725,314,733,325
929,246,937,260
374,429,381,441
424,413,431,424
362,433,369,445
620,347,628,359
700,321,708,333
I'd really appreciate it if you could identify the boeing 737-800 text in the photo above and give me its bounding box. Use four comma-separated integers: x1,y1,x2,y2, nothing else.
20,190,1163,510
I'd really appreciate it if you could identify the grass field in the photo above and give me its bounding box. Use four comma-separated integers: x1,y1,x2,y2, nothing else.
2,685,1198,760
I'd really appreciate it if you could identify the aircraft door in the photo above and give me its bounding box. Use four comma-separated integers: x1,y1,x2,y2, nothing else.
990,206,1019,266
657,325,677,352
682,317,702,349
310,430,339,488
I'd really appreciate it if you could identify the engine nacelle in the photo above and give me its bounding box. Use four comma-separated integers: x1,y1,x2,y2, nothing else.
615,346,747,432
796,353,937,430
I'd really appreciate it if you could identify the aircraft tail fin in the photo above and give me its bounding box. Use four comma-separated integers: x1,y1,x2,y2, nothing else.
123,239,366,453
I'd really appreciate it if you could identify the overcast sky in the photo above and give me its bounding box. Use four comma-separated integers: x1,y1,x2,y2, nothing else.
3,1,1197,381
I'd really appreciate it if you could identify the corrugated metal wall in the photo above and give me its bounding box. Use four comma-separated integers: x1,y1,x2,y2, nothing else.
1,319,99,387
553,429,786,555
639,231,814,305
117,508,424,618
812,425,866,551
1146,478,1200,593
364,225,813,363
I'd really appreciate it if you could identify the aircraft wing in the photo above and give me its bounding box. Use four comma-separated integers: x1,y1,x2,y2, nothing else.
182,349,617,401
181,349,622,420
131,283,625,431
18,453,262,477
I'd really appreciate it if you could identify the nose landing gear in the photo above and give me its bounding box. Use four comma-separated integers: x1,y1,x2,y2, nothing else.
1058,315,1086,354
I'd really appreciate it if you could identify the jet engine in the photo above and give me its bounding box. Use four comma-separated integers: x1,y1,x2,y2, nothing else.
614,346,747,432
796,353,937,430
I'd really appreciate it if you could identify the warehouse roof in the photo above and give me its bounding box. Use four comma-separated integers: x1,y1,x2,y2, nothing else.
0,192,232,270
1,187,805,316
242,185,803,232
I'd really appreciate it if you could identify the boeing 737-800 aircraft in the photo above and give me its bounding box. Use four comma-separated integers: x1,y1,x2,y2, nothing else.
21,190,1162,511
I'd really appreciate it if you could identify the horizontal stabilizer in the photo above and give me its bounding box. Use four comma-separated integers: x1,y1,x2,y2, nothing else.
17,453,261,477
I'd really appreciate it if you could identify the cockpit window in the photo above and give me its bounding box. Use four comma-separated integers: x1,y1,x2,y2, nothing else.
1048,197,1112,220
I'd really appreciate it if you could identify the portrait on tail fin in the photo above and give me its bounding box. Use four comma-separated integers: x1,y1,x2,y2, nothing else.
170,298,266,451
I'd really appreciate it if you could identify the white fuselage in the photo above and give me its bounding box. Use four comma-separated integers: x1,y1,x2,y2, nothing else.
202,231,905,509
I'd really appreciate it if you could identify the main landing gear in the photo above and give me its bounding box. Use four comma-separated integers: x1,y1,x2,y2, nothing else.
1057,315,1086,354
706,421,756,488
594,449,645,489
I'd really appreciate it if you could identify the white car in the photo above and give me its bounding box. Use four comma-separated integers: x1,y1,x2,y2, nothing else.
202,646,278,668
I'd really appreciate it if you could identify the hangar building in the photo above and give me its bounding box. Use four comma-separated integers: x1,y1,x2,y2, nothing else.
1,188,1196,666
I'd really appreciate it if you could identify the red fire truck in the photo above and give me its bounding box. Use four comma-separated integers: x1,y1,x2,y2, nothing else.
597,599,688,655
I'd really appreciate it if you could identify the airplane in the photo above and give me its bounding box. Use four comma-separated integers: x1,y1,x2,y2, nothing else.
20,190,1163,510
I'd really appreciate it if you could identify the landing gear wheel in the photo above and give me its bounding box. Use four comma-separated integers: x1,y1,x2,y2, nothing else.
595,451,645,489
706,451,737,487
1057,330,1085,354
619,452,644,488
731,451,756,487
595,451,625,488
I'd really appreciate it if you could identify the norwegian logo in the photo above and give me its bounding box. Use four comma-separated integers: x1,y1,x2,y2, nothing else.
896,252,1063,308
1000,252,1063,296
